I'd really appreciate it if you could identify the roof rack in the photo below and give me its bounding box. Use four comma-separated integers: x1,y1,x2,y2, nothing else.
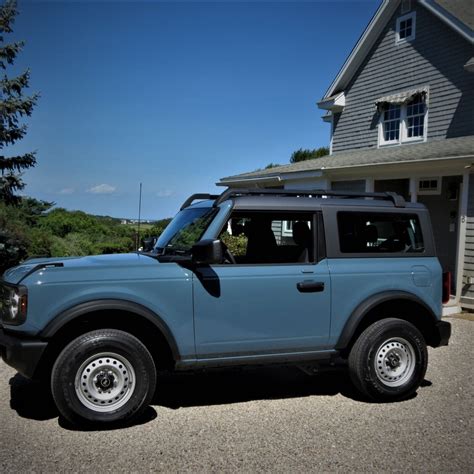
180,193,220,210
212,188,406,208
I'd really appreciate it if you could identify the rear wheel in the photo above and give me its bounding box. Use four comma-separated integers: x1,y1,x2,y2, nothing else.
51,329,156,426
348,318,427,401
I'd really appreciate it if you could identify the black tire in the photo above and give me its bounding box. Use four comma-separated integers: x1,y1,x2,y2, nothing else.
51,329,156,427
348,318,427,401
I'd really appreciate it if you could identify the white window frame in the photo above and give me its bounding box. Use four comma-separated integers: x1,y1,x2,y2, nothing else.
396,11,416,44
417,177,441,195
378,97,428,147
282,220,293,237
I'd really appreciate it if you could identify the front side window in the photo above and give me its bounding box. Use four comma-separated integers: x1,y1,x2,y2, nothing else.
220,212,315,264
338,212,424,254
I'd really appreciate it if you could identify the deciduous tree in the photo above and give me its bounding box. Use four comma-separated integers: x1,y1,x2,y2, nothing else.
290,147,329,163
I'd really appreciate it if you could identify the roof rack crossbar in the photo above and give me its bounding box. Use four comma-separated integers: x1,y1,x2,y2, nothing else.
180,193,220,210
212,188,406,208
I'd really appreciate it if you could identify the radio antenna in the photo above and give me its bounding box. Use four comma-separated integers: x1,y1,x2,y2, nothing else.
137,182,142,251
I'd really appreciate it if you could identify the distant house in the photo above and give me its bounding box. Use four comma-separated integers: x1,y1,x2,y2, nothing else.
218,0,474,313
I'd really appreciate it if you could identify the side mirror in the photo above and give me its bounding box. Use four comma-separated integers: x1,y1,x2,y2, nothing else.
192,239,224,265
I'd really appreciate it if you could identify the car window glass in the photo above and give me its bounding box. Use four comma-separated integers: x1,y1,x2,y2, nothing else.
337,212,424,253
220,212,314,264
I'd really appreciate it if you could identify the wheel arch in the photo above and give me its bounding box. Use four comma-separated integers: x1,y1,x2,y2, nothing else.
336,291,440,355
36,299,180,379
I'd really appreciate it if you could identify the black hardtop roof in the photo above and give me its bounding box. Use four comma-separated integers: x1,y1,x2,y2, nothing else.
181,188,426,212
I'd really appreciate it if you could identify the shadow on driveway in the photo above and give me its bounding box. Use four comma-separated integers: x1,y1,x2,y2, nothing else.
9,366,428,429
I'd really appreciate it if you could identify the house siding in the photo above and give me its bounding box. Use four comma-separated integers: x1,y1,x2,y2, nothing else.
461,173,474,302
331,1,474,153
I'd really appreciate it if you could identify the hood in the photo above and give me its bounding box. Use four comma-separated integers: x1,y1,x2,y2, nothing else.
2,253,158,285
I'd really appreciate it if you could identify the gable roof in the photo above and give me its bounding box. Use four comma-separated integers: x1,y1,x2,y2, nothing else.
323,0,474,100
219,136,474,185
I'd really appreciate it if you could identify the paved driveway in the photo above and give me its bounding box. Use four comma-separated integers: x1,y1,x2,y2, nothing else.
0,317,472,472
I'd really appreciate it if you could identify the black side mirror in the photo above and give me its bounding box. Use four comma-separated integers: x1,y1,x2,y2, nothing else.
192,239,224,265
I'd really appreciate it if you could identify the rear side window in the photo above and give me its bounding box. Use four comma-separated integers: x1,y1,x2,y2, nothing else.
337,212,424,254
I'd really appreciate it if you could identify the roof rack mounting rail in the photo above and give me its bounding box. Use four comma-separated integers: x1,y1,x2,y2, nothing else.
212,188,406,208
180,193,220,210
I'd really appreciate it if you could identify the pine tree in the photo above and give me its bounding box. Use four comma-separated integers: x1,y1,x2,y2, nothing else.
0,0,38,205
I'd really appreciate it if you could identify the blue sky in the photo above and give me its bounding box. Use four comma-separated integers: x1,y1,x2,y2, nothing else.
11,0,379,219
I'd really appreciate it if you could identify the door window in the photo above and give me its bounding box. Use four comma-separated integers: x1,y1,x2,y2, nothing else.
219,212,315,264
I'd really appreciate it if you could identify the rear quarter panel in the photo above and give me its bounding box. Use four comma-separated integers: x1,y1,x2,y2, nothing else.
327,257,442,346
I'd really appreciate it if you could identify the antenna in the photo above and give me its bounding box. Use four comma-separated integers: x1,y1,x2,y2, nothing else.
137,182,142,251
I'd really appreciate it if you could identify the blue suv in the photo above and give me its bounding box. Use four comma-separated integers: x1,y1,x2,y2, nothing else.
0,189,451,426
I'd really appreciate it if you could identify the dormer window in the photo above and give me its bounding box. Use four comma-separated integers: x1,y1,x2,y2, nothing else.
396,12,416,43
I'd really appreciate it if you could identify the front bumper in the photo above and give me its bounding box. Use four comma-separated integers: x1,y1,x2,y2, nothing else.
0,328,48,378
434,320,451,347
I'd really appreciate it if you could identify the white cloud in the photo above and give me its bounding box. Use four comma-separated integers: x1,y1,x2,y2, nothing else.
156,189,174,198
58,187,75,195
87,184,116,194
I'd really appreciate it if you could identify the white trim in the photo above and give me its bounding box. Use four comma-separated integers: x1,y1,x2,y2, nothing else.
378,96,428,147
321,154,474,172
318,92,346,112
454,171,470,303
329,114,334,155
322,0,472,102
218,154,474,186
323,0,399,99
282,220,293,237
417,177,441,195
395,11,416,44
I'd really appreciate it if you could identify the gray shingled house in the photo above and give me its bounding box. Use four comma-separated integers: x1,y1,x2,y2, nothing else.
218,0,474,313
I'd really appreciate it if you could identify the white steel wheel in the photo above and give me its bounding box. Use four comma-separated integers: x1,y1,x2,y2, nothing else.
374,337,416,387
348,318,428,401
51,329,156,426
75,352,136,412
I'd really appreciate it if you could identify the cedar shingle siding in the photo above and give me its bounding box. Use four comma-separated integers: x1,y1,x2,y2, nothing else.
332,3,474,153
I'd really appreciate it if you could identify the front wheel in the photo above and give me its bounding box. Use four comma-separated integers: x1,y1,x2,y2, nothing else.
51,329,156,427
348,318,427,401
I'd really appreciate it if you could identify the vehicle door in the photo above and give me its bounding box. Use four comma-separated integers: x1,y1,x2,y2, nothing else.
192,210,331,358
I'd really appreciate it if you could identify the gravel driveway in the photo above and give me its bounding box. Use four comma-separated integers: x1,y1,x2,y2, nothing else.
0,316,472,472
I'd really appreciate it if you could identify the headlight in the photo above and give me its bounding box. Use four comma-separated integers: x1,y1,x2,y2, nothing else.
0,283,28,325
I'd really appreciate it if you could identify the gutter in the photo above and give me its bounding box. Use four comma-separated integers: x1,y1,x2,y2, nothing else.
218,154,474,186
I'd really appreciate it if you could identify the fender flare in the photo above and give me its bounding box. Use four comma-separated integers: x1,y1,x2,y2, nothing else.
40,299,180,361
335,290,438,350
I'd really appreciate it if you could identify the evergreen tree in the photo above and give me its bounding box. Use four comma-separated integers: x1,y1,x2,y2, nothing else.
0,0,38,204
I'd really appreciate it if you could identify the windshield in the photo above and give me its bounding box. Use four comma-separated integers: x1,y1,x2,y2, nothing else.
154,207,217,255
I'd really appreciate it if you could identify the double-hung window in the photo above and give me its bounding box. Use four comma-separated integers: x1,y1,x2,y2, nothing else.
379,94,427,146
382,104,402,143
405,95,425,140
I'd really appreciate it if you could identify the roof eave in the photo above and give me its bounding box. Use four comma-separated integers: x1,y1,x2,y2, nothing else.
322,0,473,101
323,0,399,99
419,0,474,44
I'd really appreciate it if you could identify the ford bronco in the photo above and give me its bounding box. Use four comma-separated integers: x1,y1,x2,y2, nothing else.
0,189,451,426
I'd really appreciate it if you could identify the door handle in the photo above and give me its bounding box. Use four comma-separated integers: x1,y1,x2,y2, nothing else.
297,281,325,293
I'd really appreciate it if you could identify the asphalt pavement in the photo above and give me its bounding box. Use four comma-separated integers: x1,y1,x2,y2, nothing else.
0,316,472,472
